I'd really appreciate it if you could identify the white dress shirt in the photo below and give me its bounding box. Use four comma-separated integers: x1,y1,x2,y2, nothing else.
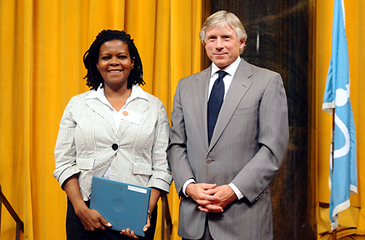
182,57,244,200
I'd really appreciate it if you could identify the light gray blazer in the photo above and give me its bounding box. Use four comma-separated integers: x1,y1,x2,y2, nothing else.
167,59,289,240
53,89,172,200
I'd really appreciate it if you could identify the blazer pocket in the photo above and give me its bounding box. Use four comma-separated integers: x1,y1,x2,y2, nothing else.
133,163,153,176
76,158,94,170
234,105,258,115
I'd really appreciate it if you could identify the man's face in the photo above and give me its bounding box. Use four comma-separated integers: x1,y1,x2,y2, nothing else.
204,25,245,69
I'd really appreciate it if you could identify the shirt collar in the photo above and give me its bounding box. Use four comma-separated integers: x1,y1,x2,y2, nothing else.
210,57,241,77
127,84,148,103
86,84,148,104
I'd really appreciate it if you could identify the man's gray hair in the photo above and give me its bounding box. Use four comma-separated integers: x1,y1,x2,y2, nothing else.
199,10,247,54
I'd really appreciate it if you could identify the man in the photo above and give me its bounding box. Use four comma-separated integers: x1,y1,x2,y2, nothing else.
167,10,289,240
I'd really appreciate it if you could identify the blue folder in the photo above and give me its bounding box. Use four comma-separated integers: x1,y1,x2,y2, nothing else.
90,176,151,237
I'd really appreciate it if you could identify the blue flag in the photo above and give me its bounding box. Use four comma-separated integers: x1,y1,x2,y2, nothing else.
322,0,357,231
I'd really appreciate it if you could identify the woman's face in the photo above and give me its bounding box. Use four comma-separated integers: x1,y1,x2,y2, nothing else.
96,40,134,89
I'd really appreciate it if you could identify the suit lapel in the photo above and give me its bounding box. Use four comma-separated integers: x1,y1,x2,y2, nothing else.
193,68,211,151
209,60,253,150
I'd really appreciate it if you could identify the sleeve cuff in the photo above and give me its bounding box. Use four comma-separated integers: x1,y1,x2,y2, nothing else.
182,179,196,197
229,183,244,200
148,171,173,193
56,165,81,190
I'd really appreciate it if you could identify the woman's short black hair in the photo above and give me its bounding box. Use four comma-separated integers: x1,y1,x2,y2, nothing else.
83,30,145,90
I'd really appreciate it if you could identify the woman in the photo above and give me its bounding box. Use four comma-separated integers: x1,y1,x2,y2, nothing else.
53,30,172,240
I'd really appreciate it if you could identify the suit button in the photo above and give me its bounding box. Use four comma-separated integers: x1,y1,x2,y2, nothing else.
112,143,118,151
206,158,212,163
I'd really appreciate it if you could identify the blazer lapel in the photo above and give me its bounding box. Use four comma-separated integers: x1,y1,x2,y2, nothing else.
86,98,118,134
193,68,211,151
118,99,149,140
209,60,253,150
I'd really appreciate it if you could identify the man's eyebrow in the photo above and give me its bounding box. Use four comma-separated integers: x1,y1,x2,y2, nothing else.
222,33,233,37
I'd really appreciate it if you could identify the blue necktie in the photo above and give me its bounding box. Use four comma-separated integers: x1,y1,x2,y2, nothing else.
208,70,227,144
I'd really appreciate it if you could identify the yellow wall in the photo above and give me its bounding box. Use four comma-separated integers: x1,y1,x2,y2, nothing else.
316,0,365,238
1,0,365,239
0,1,201,239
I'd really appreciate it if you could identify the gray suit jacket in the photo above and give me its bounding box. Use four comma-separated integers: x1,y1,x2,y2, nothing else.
167,59,289,240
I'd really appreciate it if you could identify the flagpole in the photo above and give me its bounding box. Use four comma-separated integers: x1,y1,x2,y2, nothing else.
331,109,337,240
323,0,357,236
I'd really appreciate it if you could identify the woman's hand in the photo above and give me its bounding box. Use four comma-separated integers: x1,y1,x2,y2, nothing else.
63,175,111,231
120,211,151,239
120,188,160,238
75,206,111,231
143,214,151,233
120,228,140,239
